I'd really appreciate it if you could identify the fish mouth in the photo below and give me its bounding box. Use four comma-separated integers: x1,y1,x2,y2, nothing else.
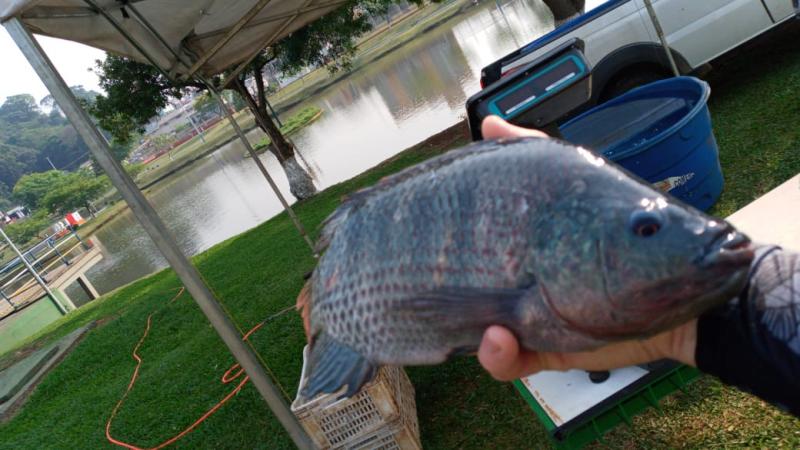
700,226,754,269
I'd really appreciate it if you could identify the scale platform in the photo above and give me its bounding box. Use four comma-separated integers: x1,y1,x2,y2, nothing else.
514,364,701,449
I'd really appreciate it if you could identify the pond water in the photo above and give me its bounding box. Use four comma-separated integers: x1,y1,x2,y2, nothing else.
67,0,563,301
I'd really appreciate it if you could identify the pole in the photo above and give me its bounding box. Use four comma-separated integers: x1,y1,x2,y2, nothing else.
215,84,317,255
0,226,67,315
183,104,206,143
265,97,283,128
46,156,58,170
643,0,680,77
123,1,316,256
4,18,314,450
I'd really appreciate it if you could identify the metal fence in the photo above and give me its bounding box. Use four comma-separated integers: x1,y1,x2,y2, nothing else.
0,230,92,318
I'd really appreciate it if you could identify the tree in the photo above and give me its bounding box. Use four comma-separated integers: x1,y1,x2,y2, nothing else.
0,93,95,186
3,209,51,243
40,85,100,114
0,184,12,211
542,0,585,26
0,143,39,194
193,92,222,117
88,0,427,200
40,171,109,215
90,55,184,146
0,94,40,124
12,170,66,209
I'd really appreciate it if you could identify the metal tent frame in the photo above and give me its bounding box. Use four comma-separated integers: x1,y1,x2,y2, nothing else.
2,2,331,447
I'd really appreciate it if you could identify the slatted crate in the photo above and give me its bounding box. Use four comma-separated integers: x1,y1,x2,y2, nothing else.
291,346,421,449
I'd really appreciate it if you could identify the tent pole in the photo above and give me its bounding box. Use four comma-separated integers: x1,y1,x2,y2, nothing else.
3,18,314,450
643,0,680,77
0,227,67,315
123,2,316,255
206,87,318,255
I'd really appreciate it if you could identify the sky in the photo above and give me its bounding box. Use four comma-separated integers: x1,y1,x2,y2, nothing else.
0,27,106,106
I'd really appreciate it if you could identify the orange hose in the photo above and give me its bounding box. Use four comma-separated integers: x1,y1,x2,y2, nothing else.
104,288,267,450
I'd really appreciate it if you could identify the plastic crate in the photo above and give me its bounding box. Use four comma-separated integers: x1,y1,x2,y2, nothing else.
292,346,421,449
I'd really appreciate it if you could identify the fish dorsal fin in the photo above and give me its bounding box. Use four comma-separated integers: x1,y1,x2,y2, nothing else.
315,138,536,252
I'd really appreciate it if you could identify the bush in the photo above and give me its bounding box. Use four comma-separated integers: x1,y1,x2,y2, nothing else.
3,209,53,243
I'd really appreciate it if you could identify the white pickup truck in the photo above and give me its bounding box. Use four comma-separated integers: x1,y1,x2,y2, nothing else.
481,0,798,104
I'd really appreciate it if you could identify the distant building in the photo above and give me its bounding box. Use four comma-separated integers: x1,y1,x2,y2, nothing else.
4,206,29,223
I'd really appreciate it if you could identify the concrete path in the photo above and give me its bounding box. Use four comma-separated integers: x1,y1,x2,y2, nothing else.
0,324,93,420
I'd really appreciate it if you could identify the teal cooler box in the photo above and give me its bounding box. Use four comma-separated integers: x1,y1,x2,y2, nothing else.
561,76,723,212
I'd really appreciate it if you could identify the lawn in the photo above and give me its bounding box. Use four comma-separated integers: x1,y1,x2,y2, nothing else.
1,22,799,450
135,109,255,188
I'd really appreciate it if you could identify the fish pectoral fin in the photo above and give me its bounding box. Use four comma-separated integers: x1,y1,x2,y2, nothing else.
403,287,527,329
301,331,377,401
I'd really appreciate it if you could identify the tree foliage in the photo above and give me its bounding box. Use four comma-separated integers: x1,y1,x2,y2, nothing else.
91,55,185,145
0,94,40,124
271,5,373,75
12,170,67,209
40,85,99,113
40,171,109,215
0,183,12,211
2,209,52,243
12,169,108,215
0,87,104,195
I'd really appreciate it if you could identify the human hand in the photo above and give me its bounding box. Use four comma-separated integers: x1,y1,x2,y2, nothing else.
477,323,698,381
476,116,698,381
481,115,549,140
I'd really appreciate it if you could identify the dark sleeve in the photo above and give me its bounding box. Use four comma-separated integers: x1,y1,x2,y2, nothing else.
695,246,800,416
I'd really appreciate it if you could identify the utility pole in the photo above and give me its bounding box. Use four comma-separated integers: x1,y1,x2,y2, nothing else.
46,156,57,170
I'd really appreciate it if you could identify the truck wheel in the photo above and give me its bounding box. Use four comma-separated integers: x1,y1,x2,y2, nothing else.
599,69,669,103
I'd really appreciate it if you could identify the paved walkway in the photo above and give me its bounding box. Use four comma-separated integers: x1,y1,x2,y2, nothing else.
0,325,92,420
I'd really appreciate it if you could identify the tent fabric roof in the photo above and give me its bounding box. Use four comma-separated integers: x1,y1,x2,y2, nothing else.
0,0,348,77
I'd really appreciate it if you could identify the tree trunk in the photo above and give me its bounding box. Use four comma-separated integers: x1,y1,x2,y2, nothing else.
232,78,317,200
542,0,585,27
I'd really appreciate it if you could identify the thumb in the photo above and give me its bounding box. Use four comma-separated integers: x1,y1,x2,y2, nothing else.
478,326,542,381
481,115,548,140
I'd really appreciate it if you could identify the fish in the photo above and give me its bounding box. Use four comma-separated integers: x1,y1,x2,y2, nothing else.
298,137,753,401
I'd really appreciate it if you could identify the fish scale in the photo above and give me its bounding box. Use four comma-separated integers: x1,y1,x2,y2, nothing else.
301,137,753,400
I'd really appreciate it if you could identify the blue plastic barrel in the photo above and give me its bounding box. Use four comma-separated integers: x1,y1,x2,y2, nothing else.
560,76,722,211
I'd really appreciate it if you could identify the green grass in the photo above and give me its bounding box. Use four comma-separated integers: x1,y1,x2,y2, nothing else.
250,106,323,153
135,109,256,188
1,22,800,450
0,300,62,356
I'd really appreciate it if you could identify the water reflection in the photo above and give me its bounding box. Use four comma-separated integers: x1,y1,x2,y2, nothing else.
69,0,558,299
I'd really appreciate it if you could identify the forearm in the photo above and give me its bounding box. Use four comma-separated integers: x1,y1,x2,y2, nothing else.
695,245,800,416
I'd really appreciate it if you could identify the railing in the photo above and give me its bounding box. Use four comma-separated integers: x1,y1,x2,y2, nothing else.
0,230,93,316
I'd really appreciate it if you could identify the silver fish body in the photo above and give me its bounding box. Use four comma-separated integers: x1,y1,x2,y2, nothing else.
302,137,752,399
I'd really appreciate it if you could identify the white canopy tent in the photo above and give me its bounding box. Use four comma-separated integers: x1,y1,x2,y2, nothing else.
0,0,348,78
1,2,354,448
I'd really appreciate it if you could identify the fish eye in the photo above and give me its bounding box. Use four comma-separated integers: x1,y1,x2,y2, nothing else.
630,210,663,238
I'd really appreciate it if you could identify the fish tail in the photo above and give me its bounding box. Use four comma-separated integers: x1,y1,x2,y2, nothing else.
301,331,377,401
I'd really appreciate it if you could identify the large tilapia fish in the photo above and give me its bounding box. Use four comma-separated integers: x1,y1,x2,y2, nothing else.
298,137,753,400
